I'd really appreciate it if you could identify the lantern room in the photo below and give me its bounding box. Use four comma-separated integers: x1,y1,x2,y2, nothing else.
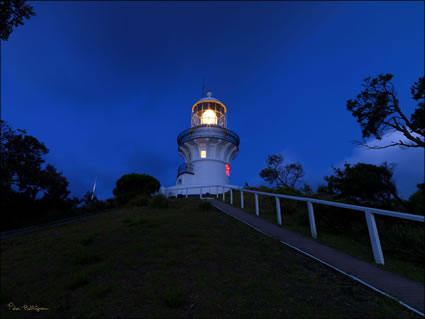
191,91,227,128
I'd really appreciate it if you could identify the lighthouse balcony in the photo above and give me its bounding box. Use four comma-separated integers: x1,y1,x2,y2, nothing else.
177,163,194,177
177,125,240,146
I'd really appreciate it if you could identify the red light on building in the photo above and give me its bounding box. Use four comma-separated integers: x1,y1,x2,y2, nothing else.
225,164,230,176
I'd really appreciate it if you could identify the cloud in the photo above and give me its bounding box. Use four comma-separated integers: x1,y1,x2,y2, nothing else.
338,132,424,199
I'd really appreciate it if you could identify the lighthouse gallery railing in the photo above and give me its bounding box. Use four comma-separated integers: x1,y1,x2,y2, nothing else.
165,184,425,265
177,125,240,146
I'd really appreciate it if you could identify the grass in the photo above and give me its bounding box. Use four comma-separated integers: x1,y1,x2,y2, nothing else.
222,189,425,284
0,198,421,318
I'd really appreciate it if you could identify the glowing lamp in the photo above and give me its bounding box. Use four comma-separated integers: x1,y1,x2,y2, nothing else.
225,164,230,176
201,110,217,125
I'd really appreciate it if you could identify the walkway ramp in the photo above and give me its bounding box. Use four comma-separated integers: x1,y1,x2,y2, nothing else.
209,198,424,315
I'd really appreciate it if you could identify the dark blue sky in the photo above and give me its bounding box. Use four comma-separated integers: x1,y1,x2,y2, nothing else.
2,1,424,200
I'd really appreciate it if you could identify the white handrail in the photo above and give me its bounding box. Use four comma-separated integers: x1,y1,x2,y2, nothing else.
165,184,424,265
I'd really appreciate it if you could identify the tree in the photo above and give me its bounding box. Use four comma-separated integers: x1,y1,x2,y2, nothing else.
301,183,313,195
40,164,70,201
347,74,424,149
259,154,304,188
0,0,36,41
113,173,160,204
0,120,70,201
408,183,424,216
323,162,406,210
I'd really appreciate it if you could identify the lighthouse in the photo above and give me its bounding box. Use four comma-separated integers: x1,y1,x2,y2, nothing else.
166,91,240,196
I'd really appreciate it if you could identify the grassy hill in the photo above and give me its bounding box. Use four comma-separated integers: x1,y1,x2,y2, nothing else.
0,198,420,318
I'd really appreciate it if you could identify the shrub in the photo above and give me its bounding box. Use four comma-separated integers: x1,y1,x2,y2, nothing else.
127,194,149,207
274,186,304,197
85,200,111,213
409,189,424,216
113,173,160,205
150,194,168,209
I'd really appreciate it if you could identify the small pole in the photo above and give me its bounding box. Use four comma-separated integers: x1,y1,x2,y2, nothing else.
200,187,202,199
186,188,188,198
216,186,219,198
365,210,385,264
255,193,259,216
241,191,244,209
307,201,317,239
230,189,233,205
276,196,282,225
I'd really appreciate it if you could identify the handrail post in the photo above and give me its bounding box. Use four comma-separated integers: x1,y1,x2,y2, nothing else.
230,189,233,205
186,188,188,198
223,188,225,201
255,193,259,216
307,201,317,239
241,191,244,209
216,186,218,198
275,196,282,225
200,187,202,199
365,210,385,264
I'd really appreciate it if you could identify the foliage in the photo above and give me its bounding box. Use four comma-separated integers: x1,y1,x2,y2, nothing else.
322,162,407,210
113,173,160,205
84,200,112,213
408,183,425,216
127,194,149,207
81,191,98,207
259,154,304,188
0,0,36,41
300,184,313,194
0,121,75,230
347,74,424,149
274,186,304,197
150,194,168,209
1,121,70,201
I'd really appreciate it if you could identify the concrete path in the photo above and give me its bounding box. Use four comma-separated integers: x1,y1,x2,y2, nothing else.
208,198,424,315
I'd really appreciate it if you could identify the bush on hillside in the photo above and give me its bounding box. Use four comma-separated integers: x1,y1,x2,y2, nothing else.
127,194,149,207
274,186,304,197
408,188,424,216
85,200,111,213
113,173,160,205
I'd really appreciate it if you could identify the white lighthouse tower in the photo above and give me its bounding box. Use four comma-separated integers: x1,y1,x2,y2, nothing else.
166,91,240,196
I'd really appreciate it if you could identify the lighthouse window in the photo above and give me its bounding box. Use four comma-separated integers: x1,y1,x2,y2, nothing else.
201,150,206,158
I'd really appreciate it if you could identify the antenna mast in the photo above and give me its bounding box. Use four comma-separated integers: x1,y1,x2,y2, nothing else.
201,78,205,97
91,176,97,200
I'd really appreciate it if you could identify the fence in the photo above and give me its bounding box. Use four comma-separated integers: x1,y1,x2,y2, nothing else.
165,185,425,265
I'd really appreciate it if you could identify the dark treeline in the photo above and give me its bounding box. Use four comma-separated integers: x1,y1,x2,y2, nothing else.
0,120,165,231
259,153,424,215
1,120,90,230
